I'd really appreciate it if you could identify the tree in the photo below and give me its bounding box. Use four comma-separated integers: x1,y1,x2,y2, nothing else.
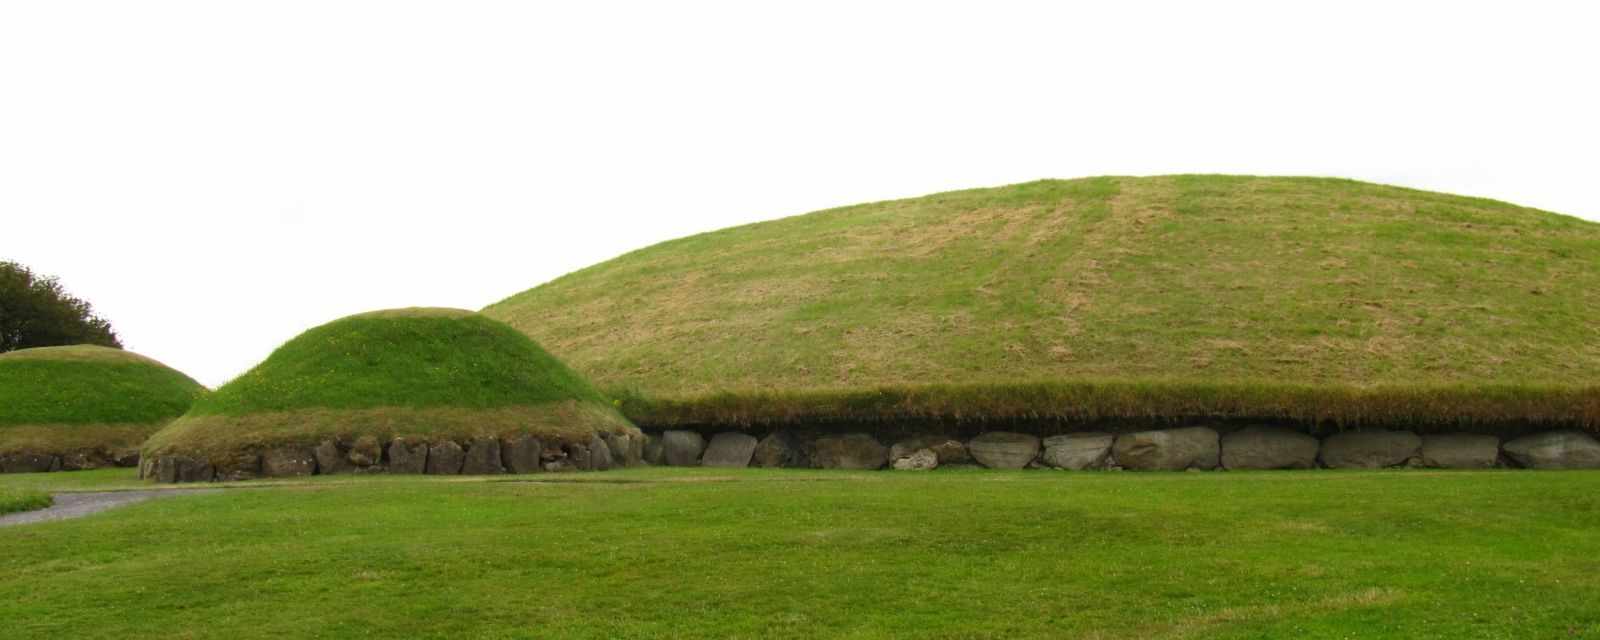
0,261,121,353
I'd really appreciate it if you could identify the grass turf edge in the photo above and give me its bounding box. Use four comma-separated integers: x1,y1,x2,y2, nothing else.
0,487,52,514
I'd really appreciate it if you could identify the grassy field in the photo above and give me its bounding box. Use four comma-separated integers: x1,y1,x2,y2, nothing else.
485,175,1600,429
0,345,204,455
144,308,634,461
4,468,1598,638
0,486,51,514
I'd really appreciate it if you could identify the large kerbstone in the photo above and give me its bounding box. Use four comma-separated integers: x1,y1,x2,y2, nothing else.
314,440,351,475
604,432,638,468
642,433,665,465
261,447,316,477
0,452,61,474
752,430,810,468
214,452,262,482
387,438,428,474
461,437,505,474
1319,431,1420,469
347,435,384,468
426,441,466,475
1041,433,1115,470
968,432,1041,469
662,430,707,467
174,456,214,483
1503,430,1600,470
1221,427,1319,470
889,435,969,465
811,433,888,470
891,448,938,471
501,434,543,474
1113,427,1220,471
702,432,759,468
59,450,111,471
588,435,613,471
1420,433,1500,469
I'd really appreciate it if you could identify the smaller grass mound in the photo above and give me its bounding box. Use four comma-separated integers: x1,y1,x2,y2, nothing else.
0,345,205,470
143,308,638,471
0,487,52,514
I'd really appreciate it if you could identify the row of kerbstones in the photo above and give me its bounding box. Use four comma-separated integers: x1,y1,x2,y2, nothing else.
643,427,1600,471
0,449,141,474
145,432,646,483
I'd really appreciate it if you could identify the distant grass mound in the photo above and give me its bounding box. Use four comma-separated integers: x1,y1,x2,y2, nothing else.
0,345,204,468
485,175,1600,431
144,308,636,462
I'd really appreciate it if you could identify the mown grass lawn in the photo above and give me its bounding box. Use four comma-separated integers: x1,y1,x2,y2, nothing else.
3,467,1599,639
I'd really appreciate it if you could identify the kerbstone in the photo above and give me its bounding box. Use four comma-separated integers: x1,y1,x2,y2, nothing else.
1113,427,1220,471
702,432,759,468
1221,427,1318,470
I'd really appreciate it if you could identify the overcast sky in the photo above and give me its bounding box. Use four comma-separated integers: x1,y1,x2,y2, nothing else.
3,1,1596,387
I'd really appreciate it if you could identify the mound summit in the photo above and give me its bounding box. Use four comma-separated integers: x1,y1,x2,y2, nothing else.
143,308,640,481
486,175,1600,431
0,345,204,472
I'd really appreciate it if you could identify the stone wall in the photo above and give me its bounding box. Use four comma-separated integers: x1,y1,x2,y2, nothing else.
636,427,1600,471
0,448,140,474
144,431,646,483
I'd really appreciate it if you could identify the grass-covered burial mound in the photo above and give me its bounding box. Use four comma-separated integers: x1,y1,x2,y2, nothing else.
486,175,1600,434
0,345,204,473
143,308,641,482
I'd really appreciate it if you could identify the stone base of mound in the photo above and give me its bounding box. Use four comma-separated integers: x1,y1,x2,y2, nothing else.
145,431,646,483
629,427,1600,472
0,448,141,474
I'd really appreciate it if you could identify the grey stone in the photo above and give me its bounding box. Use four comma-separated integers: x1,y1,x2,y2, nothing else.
387,438,428,474
702,432,759,468
1319,431,1421,469
1420,433,1500,469
662,430,707,467
112,449,141,467
627,432,645,467
891,448,938,471
1113,427,1220,471
313,440,351,475
811,433,888,470
643,433,665,465
261,447,316,477
568,442,592,471
968,432,1042,469
0,452,60,474
1221,427,1319,470
174,456,214,483
1041,432,1115,470
752,430,810,468
215,452,262,481
589,435,613,471
426,441,465,475
156,456,180,483
59,450,110,471
461,437,505,475
347,436,383,467
501,434,543,474
889,435,969,465
1503,430,1600,469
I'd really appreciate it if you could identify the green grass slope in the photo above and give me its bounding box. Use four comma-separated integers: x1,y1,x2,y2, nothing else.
144,308,635,459
485,175,1600,429
0,345,205,456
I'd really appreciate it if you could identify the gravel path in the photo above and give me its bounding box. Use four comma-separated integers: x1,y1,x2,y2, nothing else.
0,490,217,528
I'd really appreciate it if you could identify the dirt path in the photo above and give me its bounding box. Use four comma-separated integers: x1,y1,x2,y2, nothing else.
0,489,217,528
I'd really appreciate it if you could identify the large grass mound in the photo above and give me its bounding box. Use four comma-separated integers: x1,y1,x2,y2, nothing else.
485,175,1600,430
143,308,636,462
0,345,204,466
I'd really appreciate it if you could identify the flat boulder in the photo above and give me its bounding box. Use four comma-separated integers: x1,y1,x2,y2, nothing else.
752,430,810,468
812,433,888,470
702,432,759,468
604,432,640,467
1420,433,1500,469
1041,433,1114,470
1319,431,1420,469
642,433,665,465
175,456,214,483
347,436,384,468
1503,430,1600,469
1221,427,1318,470
426,441,466,475
261,447,316,477
968,432,1041,469
461,437,505,474
891,448,938,471
662,430,706,466
0,452,61,474
889,435,969,465
1113,427,1220,471
501,434,543,474
588,435,613,471
387,438,428,474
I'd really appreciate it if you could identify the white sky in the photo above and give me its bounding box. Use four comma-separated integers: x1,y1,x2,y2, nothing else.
2,1,1597,387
